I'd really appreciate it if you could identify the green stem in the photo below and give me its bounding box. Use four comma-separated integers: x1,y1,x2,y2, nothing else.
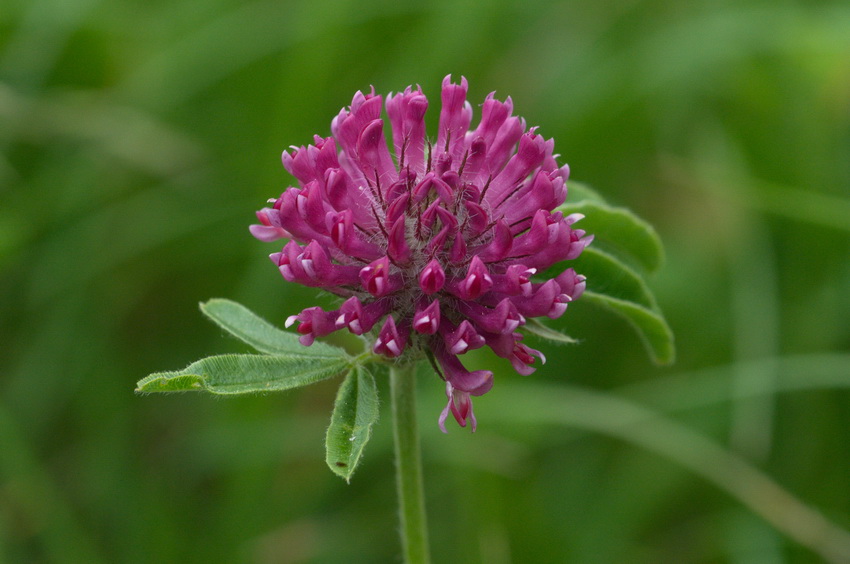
390,362,431,564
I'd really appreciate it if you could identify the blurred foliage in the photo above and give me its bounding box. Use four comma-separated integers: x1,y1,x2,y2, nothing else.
2,0,850,562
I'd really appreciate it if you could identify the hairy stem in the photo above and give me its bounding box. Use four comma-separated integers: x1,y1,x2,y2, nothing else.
390,362,431,564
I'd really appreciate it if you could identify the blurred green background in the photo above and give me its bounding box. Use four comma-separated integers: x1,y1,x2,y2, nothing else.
2,0,850,562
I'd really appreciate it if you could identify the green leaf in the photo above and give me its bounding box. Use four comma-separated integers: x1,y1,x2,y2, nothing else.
558,200,664,273
136,353,352,395
570,247,657,310
547,244,674,363
581,291,675,365
200,298,346,357
325,365,380,481
553,182,674,364
523,318,578,344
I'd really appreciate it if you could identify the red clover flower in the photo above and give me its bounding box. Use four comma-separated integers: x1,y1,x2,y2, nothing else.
251,76,591,431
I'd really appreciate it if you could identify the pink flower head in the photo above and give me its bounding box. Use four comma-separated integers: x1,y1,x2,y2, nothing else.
253,76,591,431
